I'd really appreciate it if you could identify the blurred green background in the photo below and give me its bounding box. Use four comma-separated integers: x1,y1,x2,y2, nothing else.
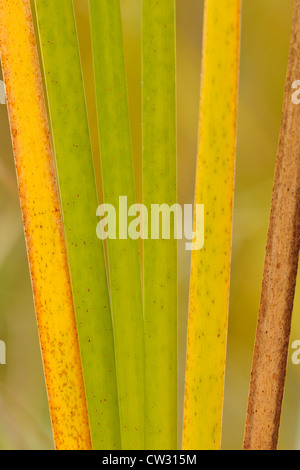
0,0,299,450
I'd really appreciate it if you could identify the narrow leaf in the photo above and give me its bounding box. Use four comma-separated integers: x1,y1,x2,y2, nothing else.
89,0,144,450
142,0,178,450
183,0,241,450
244,0,300,450
34,0,121,450
0,0,91,450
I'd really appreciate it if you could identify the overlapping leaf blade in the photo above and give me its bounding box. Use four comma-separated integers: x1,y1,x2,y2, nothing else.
0,0,92,450
183,0,241,450
34,0,121,450
142,0,178,450
89,0,144,450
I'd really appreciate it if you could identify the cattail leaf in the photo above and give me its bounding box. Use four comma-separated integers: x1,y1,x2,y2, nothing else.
89,0,144,450
142,0,178,450
0,0,91,450
183,0,241,450
33,0,121,450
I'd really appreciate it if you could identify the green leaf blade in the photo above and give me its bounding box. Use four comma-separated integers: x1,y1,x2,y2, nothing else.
142,0,178,450
89,0,145,450
34,0,121,450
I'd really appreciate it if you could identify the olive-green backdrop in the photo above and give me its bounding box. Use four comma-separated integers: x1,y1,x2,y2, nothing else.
0,0,298,450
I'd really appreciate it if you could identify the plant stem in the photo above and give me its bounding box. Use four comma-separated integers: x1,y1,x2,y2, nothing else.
244,0,300,450
183,0,241,450
33,0,121,450
142,0,178,450
0,0,91,450
89,0,144,450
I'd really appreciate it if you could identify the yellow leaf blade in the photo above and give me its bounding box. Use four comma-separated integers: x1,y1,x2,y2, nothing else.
183,0,241,450
0,0,91,450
